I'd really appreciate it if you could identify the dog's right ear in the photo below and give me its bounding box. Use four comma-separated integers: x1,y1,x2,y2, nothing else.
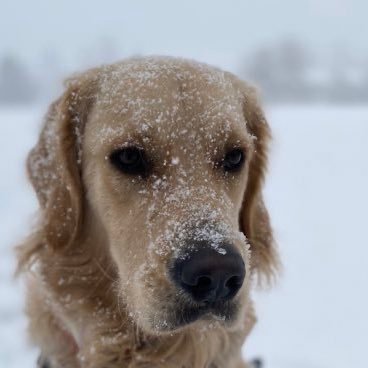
28,71,99,251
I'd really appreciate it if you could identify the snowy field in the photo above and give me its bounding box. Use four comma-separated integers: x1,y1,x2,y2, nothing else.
1,105,367,368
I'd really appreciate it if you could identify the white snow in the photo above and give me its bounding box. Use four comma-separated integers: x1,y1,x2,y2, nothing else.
1,105,367,368
0,107,41,368
245,105,368,368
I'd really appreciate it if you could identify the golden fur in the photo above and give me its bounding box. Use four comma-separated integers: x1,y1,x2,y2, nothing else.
17,57,278,368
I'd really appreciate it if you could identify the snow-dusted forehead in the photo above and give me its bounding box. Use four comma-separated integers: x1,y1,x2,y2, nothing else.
88,57,248,150
97,56,238,97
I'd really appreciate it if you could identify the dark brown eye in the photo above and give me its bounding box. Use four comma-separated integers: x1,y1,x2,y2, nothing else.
223,149,245,172
109,146,150,176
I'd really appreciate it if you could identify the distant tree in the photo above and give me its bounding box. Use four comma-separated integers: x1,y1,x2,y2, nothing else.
329,69,352,102
246,47,279,100
278,40,308,80
244,39,310,102
274,39,310,101
36,49,65,102
360,64,368,102
0,55,37,105
328,46,355,103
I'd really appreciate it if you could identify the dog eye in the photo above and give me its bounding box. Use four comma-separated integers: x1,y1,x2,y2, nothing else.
109,147,149,176
223,149,245,172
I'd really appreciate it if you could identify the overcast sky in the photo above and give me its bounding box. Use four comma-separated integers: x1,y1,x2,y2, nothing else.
2,0,367,73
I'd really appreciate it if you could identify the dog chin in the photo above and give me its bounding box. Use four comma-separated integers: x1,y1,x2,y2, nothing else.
146,300,241,334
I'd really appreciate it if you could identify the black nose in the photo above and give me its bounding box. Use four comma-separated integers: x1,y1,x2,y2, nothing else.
172,244,245,304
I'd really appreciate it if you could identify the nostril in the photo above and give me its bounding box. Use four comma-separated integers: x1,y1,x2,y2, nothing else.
196,275,212,289
225,275,242,289
222,275,244,300
183,275,215,303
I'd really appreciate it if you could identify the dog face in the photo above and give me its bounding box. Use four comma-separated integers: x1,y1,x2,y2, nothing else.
28,57,277,334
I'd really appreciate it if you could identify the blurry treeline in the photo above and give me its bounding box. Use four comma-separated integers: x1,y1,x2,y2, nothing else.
1,39,368,105
242,39,368,104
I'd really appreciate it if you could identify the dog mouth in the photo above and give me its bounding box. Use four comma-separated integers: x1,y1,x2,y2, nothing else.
158,299,239,331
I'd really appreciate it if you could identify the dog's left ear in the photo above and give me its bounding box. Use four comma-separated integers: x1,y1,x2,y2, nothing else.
236,83,279,283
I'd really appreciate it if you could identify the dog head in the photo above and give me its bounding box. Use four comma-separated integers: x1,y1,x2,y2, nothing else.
28,57,277,334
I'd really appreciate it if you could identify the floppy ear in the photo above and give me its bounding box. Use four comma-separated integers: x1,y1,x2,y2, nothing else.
27,72,98,252
238,85,279,284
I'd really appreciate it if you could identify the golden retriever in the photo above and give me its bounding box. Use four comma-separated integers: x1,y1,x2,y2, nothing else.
17,56,278,368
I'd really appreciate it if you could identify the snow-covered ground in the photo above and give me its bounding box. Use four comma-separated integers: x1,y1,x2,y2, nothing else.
1,105,367,368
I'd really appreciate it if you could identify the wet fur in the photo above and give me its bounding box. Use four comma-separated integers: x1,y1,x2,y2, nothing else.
17,57,278,368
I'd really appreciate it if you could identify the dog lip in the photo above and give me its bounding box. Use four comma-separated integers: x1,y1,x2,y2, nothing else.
170,300,238,329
